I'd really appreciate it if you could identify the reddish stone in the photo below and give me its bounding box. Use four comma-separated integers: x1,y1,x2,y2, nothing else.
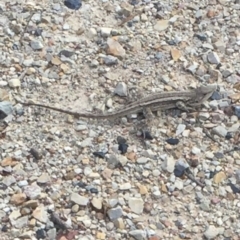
148,236,160,240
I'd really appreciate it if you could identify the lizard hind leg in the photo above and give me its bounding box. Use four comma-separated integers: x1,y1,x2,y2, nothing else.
176,101,192,112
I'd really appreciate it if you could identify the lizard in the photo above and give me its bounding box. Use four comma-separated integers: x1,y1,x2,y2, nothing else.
14,84,217,119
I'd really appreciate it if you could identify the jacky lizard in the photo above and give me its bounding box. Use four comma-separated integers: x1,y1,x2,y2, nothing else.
15,84,217,119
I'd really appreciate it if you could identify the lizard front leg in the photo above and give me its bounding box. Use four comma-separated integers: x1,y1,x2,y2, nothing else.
176,101,193,112
141,107,157,139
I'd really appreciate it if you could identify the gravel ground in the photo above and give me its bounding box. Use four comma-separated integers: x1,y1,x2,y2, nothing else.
1,0,240,239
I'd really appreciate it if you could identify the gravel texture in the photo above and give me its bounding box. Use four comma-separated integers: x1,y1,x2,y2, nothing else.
1,0,240,240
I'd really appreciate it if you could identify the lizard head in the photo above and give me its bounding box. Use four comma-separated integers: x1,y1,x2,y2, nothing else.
192,84,218,107
197,84,218,94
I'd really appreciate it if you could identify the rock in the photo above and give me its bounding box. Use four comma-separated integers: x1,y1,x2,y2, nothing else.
118,155,128,166
118,143,128,154
63,23,70,30
10,193,27,205
154,20,169,31
137,184,148,195
136,157,149,164
174,179,183,190
114,218,125,229
152,169,160,176
26,67,36,75
207,52,220,64
152,188,161,197
106,38,126,58
155,52,165,60
187,62,199,74
24,185,42,200
129,230,147,240
120,2,134,17
204,225,220,239
84,167,92,176
171,49,181,61
214,39,226,51
70,193,89,206
176,124,186,135
2,175,16,186
104,72,119,81
205,151,214,160
14,216,29,229
96,231,106,240
52,3,61,11
202,42,214,49
192,146,201,155
166,138,179,145
8,78,21,88
0,101,13,119
91,197,102,210
104,55,118,65
21,207,32,216
102,168,113,179
200,200,210,212
37,173,51,184
148,236,160,240
218,186,227,197
64,0,82,10
71,204,79,213
19,231,34,239
119,182,131,190
81,138,92,147
228,122,240,133
100,27,112,37
0,89,9,101
29,218,36,227
107,155,120,169
114,82,128,97
87,28,97,39
128,197,144,214
212,126,228,137
22,58,33,67
47,228,57,240
213,171,226,184
235,169,240,182
51,57,62,66
222,69,232,78
32,205,48,223
32,13,41,23
141,13,148,22
1,157,17,167
36,229,47,239
0,210,6,219
9,210,21,224
226,74,240,84
106,222,114,231
195,9,203,18
107,206,123,220
161,157,175,173
143,202,152,213
108,199,118,208
174,160,188,177
0,15,8,26
30,40,44,50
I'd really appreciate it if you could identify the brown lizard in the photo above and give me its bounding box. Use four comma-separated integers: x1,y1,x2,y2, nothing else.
15,84,217,119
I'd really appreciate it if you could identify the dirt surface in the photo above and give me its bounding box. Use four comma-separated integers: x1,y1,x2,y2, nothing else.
0,0,240,240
